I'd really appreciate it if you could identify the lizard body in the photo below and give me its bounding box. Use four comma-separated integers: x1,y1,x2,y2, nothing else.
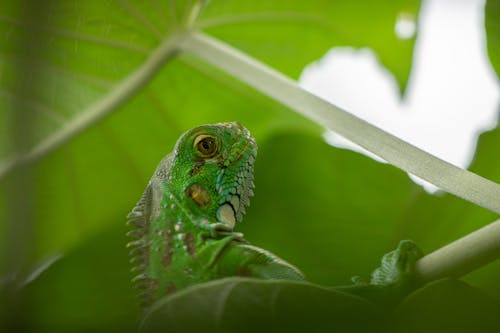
127,122,303,306
127,122,421,307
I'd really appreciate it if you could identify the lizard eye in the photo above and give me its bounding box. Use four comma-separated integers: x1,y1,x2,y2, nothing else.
194,135,218,157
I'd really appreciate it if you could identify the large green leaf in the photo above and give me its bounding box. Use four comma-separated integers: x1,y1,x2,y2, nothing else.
140,278,378,333
485,0,500,76
240,131,421,285
143,278,500,333
241,126,500,291
391,279,500,333
198,0,419,89
0,0,420,271
13,223,138,333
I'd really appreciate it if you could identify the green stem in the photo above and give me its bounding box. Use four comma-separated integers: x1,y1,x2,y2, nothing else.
180,31,500,216
416,218,500,283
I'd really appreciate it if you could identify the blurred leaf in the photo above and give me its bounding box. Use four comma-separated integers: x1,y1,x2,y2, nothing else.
141,278,378,333
240,131,422,285
469,123,500,183
141,279,500,333
485,0,500,76
17,223,138,333
0,0,173,161
390,279,500,333
198,0,420,90
0,0,420,270
240,124,500,292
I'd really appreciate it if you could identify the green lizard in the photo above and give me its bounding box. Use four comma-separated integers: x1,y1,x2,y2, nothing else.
127,122,422,308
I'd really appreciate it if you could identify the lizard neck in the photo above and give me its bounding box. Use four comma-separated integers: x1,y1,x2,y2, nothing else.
159,182,210,234
144,182,210,304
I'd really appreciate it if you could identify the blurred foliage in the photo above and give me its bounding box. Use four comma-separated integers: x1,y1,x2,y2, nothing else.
198,0,419,90
390,279,500,333
485,0,500,76
1,0,500,332
140,278,500,333
141,278,378,333
17,225,138,332
7,125,500,332
0,0,419,270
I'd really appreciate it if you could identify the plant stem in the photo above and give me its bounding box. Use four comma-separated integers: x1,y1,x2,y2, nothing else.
0,33,184,180
181,31,500,281
180,31,500,216
415,218,500,283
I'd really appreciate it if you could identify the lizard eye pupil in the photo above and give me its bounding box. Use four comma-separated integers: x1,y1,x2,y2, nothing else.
196,136,217,156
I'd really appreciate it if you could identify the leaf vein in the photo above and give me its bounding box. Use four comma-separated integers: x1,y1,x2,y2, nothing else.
115,0,163,40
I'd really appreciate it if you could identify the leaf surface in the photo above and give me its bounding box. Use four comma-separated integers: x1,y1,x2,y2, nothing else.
0,0,419,269
485,0,500,76
141,278,378,333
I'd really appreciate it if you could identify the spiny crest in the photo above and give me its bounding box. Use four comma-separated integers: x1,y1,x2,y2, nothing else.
126,186,156,307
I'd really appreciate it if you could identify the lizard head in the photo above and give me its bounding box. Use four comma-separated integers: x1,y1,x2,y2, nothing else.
165,122,257,230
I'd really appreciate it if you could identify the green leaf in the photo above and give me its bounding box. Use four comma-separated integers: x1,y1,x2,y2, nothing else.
240,131,422,285
0,0,177,161
240,126,500,291
16,223,138,333
0,0,420,270
485,0,500,76
390,279,500,333
141,278,378,333
198,0,420,90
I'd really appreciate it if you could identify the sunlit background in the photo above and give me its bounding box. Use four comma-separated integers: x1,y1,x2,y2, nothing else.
299,0,499,191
